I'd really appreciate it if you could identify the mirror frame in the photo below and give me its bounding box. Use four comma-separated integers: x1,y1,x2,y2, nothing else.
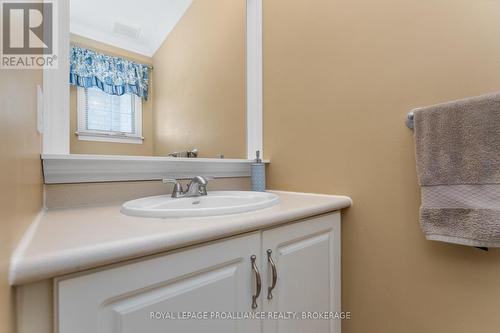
42,0,263,160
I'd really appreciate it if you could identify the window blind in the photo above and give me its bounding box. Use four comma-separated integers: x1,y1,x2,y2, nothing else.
83,87,136,134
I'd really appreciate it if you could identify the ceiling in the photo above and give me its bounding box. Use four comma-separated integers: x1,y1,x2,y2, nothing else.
70,0,193,57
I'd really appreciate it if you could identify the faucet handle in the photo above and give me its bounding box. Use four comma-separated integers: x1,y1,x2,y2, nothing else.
162,178,184,198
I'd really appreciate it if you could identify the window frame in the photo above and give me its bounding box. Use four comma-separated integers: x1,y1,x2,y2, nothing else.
76,86,144,144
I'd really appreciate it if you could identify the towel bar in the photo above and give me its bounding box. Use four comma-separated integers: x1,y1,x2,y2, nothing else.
406,111,414,129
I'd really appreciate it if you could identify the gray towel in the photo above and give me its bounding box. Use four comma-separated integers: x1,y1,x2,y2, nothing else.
413,92,500,247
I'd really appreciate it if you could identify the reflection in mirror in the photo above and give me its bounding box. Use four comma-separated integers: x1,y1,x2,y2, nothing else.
69,0,246,158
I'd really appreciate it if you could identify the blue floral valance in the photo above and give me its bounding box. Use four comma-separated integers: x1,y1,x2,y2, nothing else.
69,45,150,100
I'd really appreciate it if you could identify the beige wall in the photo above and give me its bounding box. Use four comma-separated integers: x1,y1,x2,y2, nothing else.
263,0,500,332
153,0,246,158
0,70,43,332
70,34,154,156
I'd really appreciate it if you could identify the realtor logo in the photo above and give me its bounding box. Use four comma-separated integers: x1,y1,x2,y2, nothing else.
1,1,58,69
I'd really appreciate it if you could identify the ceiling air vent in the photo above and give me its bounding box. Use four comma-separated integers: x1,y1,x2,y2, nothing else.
113,22,141,39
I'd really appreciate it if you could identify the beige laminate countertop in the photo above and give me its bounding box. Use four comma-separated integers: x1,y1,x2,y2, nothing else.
9,191,352,286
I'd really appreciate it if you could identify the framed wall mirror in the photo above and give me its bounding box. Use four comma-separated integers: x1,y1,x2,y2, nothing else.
42,0,262,165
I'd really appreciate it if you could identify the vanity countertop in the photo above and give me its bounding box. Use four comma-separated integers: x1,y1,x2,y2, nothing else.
9,191,352,286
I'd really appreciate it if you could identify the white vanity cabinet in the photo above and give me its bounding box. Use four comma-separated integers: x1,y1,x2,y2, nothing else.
55,213,341,333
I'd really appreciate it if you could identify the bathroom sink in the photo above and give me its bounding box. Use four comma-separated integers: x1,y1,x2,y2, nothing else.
121,191,280,218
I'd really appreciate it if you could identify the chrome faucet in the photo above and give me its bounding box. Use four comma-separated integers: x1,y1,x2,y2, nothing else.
167,148,198,158
162,176,210,198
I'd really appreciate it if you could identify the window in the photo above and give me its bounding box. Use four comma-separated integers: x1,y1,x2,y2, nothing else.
76,87,143,144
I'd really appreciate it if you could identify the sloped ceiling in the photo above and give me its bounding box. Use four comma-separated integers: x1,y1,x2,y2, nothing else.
70,0,193,56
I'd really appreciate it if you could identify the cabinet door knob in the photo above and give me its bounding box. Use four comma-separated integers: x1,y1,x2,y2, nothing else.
250,255,261,309
266,249,277,300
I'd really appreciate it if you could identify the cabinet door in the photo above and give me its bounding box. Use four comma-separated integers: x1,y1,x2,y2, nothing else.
262,213,341,333
57,232,262,333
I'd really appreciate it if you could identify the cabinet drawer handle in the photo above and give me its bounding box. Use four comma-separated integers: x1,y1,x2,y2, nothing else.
266,249,277,300
250,255,261,309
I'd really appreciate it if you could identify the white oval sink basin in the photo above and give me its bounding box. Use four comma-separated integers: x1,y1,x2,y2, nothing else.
121,191,280,218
